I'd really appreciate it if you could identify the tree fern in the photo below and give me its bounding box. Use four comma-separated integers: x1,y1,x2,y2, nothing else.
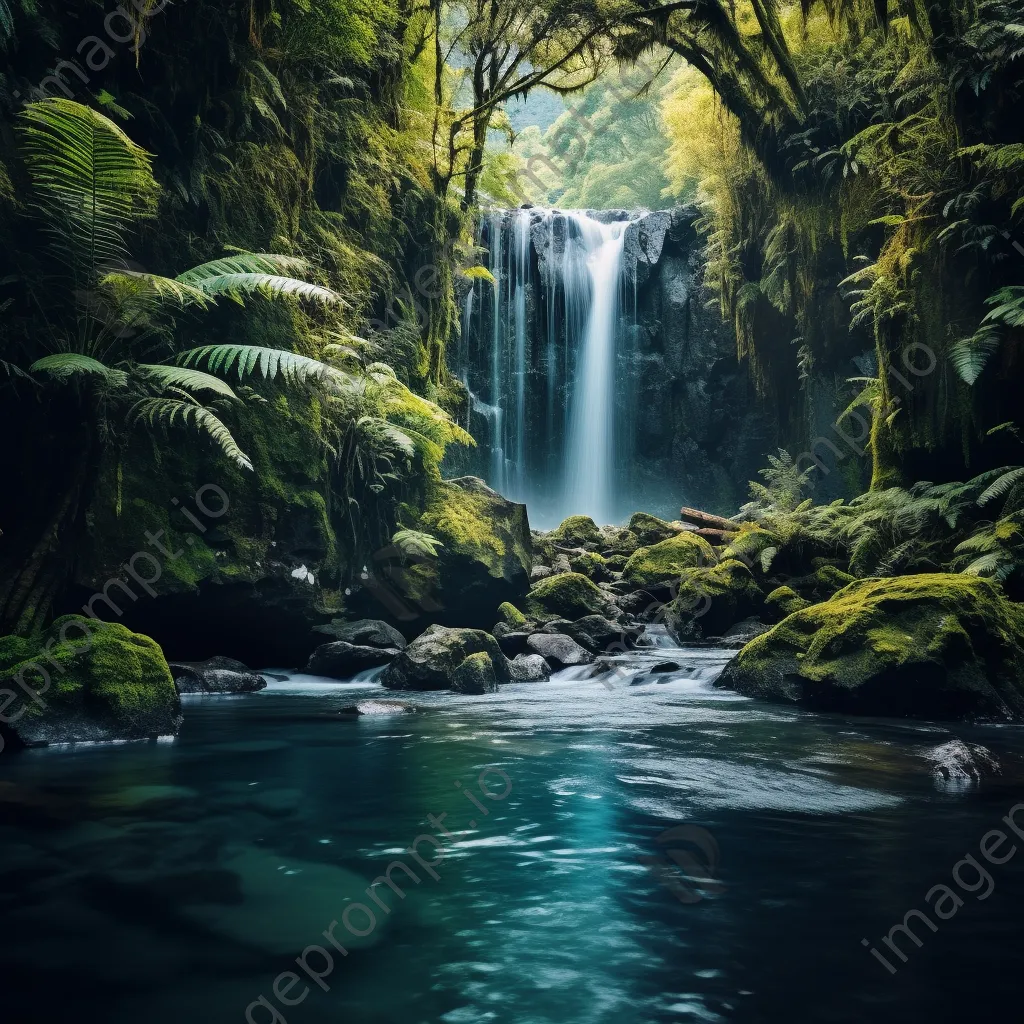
130,397,252,470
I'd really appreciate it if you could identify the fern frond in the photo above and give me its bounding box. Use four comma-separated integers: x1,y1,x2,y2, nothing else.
17,99,158,282
979,467,1024,505
139,364,239,400
130,398,252,470
31,352,128,386
179,344,354,389
949,325,1001,385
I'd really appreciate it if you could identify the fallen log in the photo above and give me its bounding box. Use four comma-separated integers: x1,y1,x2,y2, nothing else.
679,506,742,532
691,527,739,542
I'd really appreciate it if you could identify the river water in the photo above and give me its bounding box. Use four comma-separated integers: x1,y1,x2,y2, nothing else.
2,644,1023,1023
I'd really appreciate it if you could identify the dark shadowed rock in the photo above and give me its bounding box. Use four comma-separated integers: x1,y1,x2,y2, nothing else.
496,631,532,657
526,633,594,669
170,656,267,694
312,618,406,650
508,653,551,681
564,615,638,653
381,626,511,691
304,642,400,678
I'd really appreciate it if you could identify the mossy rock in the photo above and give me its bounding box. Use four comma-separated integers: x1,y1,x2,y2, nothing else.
569,550,606,580
413,477,532,628
524,572,611,622
621,532,717,589
380,625,511,691
497,602,527,628
0,616,181,748
764,586,812,621
627,512,679,546
451,652,499,694
717,574,1024,720
665,559,764,640
548,516,602,547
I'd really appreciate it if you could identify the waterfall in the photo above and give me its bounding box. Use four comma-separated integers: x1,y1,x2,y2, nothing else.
565,216,629,526
459,207,639,527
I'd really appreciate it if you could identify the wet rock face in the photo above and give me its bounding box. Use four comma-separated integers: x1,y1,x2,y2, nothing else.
526,633,593,669
170,656,268,694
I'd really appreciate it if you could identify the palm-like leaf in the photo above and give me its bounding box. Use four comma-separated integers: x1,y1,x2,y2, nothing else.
179,344,354,388
176,253,312,285
17,99,158,287
31,352,128,387
949,325,1001,385
131,397,252,470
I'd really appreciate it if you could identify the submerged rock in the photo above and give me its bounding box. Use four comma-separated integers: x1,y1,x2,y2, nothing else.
717,574,1024,720
0,616,181,748
621,532,717,588
526,633,594,668
169,656,267,694
380,625,511,692
508,653,551,681
304,642,400,678
525,572,612,621
451,652,499,694
337,700,415,717
311,618,406,650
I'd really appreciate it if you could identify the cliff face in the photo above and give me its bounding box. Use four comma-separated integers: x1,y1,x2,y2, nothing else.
447,206,785,522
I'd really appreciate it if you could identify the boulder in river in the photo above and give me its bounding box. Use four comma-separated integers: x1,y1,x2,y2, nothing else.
0,616,181,748
564,614,638,653
380,625,511,692
337,700,415,717
312,618,406,650
508,653,551,681
451,652,499,694
527,632,594,668
304,642,401,678
169,656,268,693
716,574,1024,720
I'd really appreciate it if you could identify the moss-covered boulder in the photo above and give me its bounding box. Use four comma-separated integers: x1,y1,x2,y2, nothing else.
665,559,764,640
627,512,679,546
548,515,602,547
380,625,511,691
496,602,527,628
409,477,532,629
0,616,181,749
524,572,611,622
717,575,1024,720
569,550,607,580
621,532,717,589
451,652,499,694
764,586,812,621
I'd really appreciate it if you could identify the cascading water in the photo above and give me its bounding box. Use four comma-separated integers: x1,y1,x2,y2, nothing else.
564,216,629,526
454,207,643,527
